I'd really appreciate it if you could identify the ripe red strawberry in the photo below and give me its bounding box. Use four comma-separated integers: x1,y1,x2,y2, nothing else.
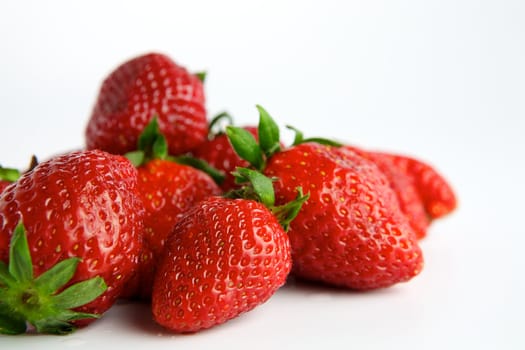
371,152,457,219
0,150,144,334
152,196,293,333
192,125,258,191
224,106,423,290
151,155,307,332
345,146,456,239
264,143,423,290
0,180,11,193
85,53,208,156
124,159,221,299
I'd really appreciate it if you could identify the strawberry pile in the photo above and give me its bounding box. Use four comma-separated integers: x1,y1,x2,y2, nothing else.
0,52,456,335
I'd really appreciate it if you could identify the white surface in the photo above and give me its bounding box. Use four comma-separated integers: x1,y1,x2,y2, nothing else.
1,0,524,349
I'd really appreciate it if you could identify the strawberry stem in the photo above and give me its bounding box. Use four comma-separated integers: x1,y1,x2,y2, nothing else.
208,111,234,139
125,116,226,184
285,125,342,147
0,222,107,335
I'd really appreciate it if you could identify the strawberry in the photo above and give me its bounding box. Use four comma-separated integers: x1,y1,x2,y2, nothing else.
371,152,457,219
0,182,10,193
122,119,222,299
85,53,208,156
151,159,307,332
0,150,144,334
192,113,259,191
226,107,423,290
265,143,423,289
345,146,456,238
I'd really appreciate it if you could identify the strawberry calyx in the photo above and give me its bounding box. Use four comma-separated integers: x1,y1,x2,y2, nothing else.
224,105,308,230
0,223,107,335
226,105,281,172
125,116,225,185
125,116,168,166
226,167,308,231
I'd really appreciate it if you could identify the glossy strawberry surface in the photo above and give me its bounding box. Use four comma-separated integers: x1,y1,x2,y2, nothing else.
0,181,10,194
372,152,457,219
0,150,144,318
346,146,456,238
86,53,208,156
124,159,221,299
265,143,423,290
152,196,291,333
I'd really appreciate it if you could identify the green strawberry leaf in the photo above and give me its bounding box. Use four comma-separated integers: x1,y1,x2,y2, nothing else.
8,223,33,283
127,116,169,166
152,133,168,160
195,71,207,83
33,319,76,335
232,167,275,207
32,310,101,335
226,126,264,171
0,167,20,182
124,150,145,167
52,276,106,309
257,105,281,158
34,258,80,295
271,187,310,231
138,117,159,150
1,223,107,335
0,261,14,287
0,303,27,335
222,106,310,230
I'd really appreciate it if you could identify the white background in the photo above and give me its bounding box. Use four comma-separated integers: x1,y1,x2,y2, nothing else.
1,0,524,349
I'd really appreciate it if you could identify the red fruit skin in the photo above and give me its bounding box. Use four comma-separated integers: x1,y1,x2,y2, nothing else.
373,152,457,219
346,146,457,238
0,150,144,322
86,53,208,156
192,127,258,191
152,196,291,333
123,159,221,299
264,143,423,290
0,181,10,194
